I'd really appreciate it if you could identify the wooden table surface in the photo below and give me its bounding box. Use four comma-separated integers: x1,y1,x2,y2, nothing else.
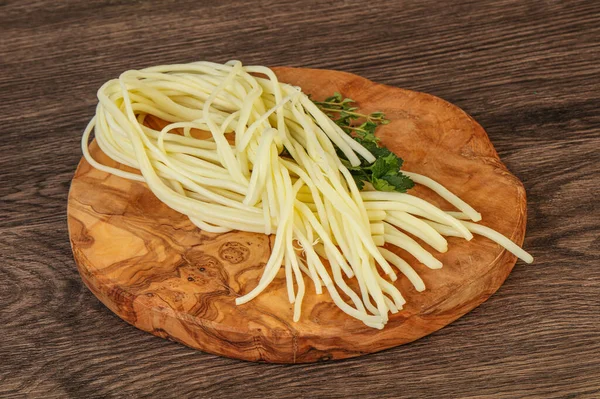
1,0,598,398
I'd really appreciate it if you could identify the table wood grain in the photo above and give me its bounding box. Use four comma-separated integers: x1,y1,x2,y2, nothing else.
1,0,598,397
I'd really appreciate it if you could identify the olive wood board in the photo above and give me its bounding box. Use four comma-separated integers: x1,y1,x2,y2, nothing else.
67,67,527,363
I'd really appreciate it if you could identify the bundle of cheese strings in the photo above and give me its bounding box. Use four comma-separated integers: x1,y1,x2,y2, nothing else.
82,60,533,329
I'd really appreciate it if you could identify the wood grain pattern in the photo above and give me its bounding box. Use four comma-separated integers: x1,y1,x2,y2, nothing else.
1,0,599,396
67,67,526,363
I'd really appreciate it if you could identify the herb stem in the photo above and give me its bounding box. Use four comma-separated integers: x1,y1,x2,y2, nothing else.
317,108,368,118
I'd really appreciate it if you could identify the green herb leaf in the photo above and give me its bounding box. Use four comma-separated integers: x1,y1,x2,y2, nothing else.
352,174,366,190
372,177,397,192
312,93,414,193
325,92,343,103
369,157,389,179
380,174,415,192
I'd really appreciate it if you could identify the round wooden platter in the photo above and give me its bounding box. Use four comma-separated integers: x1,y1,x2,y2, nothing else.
68,67,527,363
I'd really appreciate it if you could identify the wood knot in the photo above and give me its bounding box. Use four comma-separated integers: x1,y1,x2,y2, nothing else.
187,254,221,272
218,242,250,264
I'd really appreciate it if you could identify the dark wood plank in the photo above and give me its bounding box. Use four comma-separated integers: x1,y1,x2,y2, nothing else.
1,0,599,397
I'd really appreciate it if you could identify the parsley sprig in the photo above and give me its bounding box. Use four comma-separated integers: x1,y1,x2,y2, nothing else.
313,93,414,193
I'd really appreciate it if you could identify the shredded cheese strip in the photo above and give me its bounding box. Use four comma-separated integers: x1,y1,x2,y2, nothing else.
81,60,533,328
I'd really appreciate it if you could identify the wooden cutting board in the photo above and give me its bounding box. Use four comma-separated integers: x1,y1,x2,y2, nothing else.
67,67,527,363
